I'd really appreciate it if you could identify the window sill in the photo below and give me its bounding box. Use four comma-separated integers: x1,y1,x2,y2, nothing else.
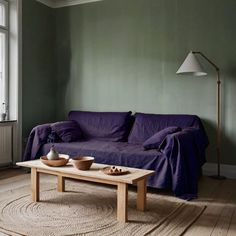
0,120,17,123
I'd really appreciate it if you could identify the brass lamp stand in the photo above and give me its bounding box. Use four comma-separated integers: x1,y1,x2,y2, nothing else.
176,51,226,180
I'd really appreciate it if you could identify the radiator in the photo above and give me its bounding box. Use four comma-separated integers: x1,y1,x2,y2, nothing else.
0,125,12,165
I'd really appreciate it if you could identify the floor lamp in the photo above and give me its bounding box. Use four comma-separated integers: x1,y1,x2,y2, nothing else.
176,51,225,180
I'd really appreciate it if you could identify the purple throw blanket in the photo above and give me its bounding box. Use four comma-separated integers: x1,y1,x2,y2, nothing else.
23,125,208,200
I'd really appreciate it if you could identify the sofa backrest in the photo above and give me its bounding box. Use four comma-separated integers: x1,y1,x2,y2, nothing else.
128,112,204,144
68,111,132,142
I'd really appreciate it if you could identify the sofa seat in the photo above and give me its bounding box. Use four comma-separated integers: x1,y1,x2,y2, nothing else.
40,140,170,189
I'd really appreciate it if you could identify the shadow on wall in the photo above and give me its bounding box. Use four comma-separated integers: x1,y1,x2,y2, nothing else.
56,6,89,120
221,66,236,165
203,119,217,163
203,118,236,165
202,63,236,165
55,8,72,120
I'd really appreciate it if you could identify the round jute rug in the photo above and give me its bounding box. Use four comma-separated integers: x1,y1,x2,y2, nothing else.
0,174,205,236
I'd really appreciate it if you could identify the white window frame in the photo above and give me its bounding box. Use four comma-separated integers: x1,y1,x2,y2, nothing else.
0,0,8,118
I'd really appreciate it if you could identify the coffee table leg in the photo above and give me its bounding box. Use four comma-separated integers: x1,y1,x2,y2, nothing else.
31,168,40,202
117,183,128,223
57,175,65,192
137,178,146,211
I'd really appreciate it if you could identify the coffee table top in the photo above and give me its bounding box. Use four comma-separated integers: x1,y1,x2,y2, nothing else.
17,160,155,184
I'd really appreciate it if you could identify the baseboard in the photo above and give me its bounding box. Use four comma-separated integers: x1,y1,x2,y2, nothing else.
202,163,236,179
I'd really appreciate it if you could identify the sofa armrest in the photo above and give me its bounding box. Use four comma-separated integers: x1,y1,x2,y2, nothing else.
161,128,209,199
23,123,52,161
162,128,208,155
33,123,52,136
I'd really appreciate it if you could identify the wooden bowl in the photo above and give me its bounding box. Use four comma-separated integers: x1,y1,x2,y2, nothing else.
102,166,129,175
72,156,94,170
40,154,69,167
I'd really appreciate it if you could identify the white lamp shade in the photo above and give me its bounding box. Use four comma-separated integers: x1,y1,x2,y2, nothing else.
176,52,207,76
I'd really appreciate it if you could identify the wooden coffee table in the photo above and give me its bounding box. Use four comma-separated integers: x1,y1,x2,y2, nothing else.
16,160,155,223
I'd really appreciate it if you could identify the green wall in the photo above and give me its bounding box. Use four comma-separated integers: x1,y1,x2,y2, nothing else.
54,0,236,165
22,0,57,138
23,0,236,165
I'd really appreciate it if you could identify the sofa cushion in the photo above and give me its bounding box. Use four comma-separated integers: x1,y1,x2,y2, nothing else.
68,111,132,142
143,126,181,150
128,113,202,144
51,121,82,142
47,131,61,143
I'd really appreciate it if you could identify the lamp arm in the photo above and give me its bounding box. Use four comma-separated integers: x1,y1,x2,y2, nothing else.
193,51,220,73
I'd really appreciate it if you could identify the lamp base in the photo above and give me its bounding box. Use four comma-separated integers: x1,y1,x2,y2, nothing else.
210,175,226,180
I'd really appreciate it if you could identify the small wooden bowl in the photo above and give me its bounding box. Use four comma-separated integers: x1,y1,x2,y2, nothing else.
102,166,129,175
72,156,94,171
40,154,69,167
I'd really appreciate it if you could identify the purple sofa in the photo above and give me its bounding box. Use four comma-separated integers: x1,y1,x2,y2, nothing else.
24,111,209,200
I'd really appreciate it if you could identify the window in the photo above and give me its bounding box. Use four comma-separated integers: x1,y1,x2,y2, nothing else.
0,0,8,118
